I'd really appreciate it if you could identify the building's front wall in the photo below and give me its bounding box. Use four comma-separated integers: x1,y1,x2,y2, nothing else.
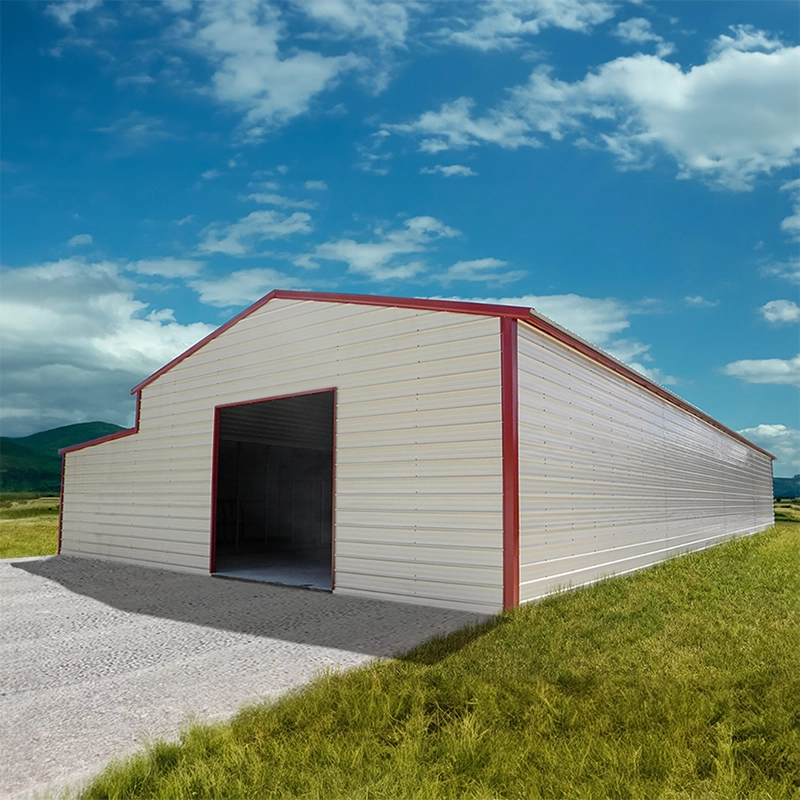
516,322,774,604
61,300,505,613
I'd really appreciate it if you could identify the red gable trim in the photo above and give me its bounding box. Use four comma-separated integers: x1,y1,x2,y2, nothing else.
130,290,534,394
58,392,142,455
58,289,773,462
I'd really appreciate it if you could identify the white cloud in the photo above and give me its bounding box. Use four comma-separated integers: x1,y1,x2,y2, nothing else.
295,0,410,48
304,180,328,191
760,256,800,284
116,74,155,88
420,164,478,177
759,299,800,325
737,424,800,476
201,169,221,180
96,111,175,148
391,40,800,192
174,214,197,226
46,0,104,27
67,233,93,247
438,258,525,284
130,258,204,278
356,130,393,173
177,1,363,138
189,267,301,307
244,192,316,209
387,97,537,152
0,259,214,436
307,216,460,280
722,354,800,387
612,17,675,57
451,292,677,384
198,210,313,256
710,24,784,57
780,178,800,241
444,0,617,51
684,295,719,308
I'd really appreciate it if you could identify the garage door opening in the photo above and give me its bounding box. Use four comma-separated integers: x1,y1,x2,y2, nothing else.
212,390,334,590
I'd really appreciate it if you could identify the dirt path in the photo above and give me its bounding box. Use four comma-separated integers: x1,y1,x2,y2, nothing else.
0,556,486,799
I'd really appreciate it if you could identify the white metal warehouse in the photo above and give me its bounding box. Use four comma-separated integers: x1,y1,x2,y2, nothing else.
59,291,775,613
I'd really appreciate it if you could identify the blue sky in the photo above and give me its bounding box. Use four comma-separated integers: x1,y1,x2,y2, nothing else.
1,0,798,475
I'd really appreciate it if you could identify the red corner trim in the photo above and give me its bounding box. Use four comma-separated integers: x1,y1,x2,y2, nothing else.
57,455,65,555
58,392,142,455
501,317,520,610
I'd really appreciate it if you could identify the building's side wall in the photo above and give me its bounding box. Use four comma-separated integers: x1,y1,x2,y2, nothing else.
61,300,504,612
517,322,774,604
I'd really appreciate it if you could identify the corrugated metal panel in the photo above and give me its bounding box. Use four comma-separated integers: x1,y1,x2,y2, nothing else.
516,322,774,604
61,300,504,613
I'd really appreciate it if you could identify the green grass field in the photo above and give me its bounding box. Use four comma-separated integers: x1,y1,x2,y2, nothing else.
82,520,800,800
0,495,59,558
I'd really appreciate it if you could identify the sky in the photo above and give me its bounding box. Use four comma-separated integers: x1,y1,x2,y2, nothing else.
1,0,798,476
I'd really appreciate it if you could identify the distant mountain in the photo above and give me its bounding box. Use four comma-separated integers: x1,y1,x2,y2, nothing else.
774,475,800,499
0,421,125,493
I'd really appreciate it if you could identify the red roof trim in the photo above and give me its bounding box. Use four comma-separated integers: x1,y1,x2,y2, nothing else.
519,313,776,461
130,290,534,394
64,288,767,463
58,392,142,454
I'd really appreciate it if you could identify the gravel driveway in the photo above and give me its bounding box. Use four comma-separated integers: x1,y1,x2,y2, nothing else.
0,556,486,799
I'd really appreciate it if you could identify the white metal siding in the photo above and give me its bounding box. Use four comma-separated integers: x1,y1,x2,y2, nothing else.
61,300,504,613
517,323,774,604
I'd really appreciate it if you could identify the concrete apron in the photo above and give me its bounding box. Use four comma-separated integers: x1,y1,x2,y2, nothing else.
1,556,487,799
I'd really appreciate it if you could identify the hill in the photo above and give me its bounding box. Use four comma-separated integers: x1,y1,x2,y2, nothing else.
0,421,125,493
773,475,800,499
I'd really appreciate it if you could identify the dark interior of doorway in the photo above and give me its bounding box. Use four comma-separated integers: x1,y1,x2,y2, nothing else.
213,391,334,590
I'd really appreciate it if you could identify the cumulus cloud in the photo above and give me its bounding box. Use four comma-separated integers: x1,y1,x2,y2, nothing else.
0,259,214,436
612,17,674,57
710,24,785,57
305,216,460,280
451,292,677,384
304,180,328,191
737,423,800,476
177,1,363,138
780,178,800,241
722,354,800,387
386,97,537,152
390,37,800,191
96,111,175,148
420,164,478,177
67,233,93,247
760,256,800,284
438,258,525,284
444,0,617,51
46,0,104,27
759,299,800,324
296,0,410,49
198,210,312,256
189,267,301,307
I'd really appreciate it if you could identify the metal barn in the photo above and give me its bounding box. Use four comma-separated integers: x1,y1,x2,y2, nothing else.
59,291,775,613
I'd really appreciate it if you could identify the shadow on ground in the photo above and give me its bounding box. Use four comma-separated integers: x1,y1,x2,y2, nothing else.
12,556,492,661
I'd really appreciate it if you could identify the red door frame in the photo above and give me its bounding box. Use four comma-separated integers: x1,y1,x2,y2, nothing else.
209,387,337,591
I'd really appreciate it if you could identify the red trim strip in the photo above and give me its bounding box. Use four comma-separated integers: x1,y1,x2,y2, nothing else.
209,387,337,587
518,315,775,461
57,455,65,555
209,405,220,574
58,392,142,454
501,318,520,610
131,290,534,394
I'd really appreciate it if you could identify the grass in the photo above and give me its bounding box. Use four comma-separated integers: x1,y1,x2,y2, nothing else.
82,521,800,800
0,495,59,558
774,497,800,523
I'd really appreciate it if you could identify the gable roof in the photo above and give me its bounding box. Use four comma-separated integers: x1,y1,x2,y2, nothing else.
79,289,774,460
